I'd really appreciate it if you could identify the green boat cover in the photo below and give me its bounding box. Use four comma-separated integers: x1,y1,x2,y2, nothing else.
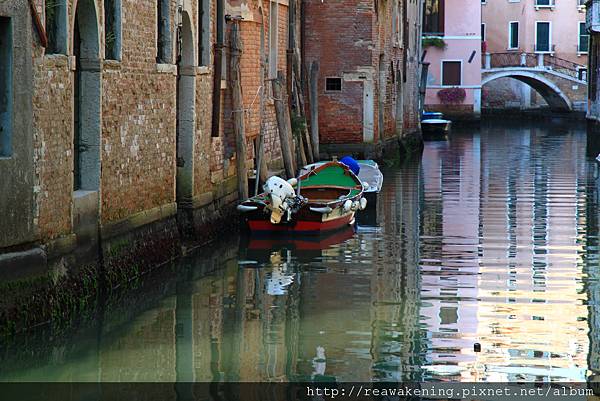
298,164,362,197
249,164,362,203
299,164,358,188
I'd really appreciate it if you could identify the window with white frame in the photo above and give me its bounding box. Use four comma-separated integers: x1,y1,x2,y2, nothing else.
508,21,519,49
441,61,461,86
535,0,554,7
535,21,551,52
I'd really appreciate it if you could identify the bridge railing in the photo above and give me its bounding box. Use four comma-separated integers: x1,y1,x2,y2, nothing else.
483,52,587,81
483,52,538,69
543,54,584,80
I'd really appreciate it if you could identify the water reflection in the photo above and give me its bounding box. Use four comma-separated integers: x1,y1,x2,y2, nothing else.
0,119,599,384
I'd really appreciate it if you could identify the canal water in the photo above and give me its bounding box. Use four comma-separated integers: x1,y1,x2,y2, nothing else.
2,119,600,384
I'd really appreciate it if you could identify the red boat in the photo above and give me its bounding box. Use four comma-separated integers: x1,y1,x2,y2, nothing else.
238,161,367,234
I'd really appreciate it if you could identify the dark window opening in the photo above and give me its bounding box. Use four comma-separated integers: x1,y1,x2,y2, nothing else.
579,22,589,53
73,20,82,190
0,17,12,157
45,0,67,54
535,22,551,52
105,0,121,60
509,22,519,49
325,78,342,92
442,61,461,86
157,0,171,63
423,0,444,36
198,0,210,66
590,39,598,101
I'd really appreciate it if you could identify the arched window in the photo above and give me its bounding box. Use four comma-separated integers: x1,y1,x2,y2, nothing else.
157,0,171,63
104,0,122,60
45,0,67,54
198,0,210,66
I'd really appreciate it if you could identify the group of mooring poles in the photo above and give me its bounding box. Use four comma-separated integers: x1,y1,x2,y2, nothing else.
229,10,320,200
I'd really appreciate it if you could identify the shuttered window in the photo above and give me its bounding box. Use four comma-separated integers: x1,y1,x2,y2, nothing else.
535,22,551,52
579,22,589,53
442,61,461,86
509,22,519,49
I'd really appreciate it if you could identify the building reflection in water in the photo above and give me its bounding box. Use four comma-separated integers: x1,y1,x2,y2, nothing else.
418,122,592,382
2,120,600,388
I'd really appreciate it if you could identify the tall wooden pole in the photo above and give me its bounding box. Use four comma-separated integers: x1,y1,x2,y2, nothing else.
272,72,296,178
309,61,320,160
255,9,269,196
230,21,248,200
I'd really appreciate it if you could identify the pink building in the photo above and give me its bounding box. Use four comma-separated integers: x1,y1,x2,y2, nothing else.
422,0,482,119
482,0,588,110
483,0,588,64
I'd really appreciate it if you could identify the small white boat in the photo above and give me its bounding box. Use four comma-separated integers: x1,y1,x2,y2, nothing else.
421,118,452,139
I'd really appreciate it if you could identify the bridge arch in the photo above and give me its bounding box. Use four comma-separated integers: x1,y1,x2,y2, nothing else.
482,70,572,112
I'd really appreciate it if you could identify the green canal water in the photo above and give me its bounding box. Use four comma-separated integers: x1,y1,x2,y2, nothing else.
2,119,600,383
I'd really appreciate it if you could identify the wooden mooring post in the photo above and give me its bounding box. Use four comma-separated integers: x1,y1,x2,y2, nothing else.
272,71,296,178
230,21,248,200
308,61,320,160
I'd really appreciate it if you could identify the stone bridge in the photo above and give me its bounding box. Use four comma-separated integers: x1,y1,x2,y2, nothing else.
482,53,588,112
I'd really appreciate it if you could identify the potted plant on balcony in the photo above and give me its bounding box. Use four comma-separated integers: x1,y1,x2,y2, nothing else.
437,87,466,104
422,37,447,50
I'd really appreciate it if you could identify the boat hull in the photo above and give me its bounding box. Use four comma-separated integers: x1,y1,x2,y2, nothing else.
422,119,451,140
246,212,355,234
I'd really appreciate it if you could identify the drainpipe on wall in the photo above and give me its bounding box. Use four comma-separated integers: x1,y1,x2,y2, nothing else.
28,0,48,47
287,0,296,113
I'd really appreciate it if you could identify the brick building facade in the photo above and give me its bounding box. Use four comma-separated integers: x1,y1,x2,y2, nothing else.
303,0,423,159
0,0,290,332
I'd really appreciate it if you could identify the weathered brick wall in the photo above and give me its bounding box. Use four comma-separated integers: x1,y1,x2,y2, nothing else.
304,0,421,146
31,0,288,244
33,54,73,240
32,0,182,237
101,0,178,223
304,0,373,145
375,0,401,142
